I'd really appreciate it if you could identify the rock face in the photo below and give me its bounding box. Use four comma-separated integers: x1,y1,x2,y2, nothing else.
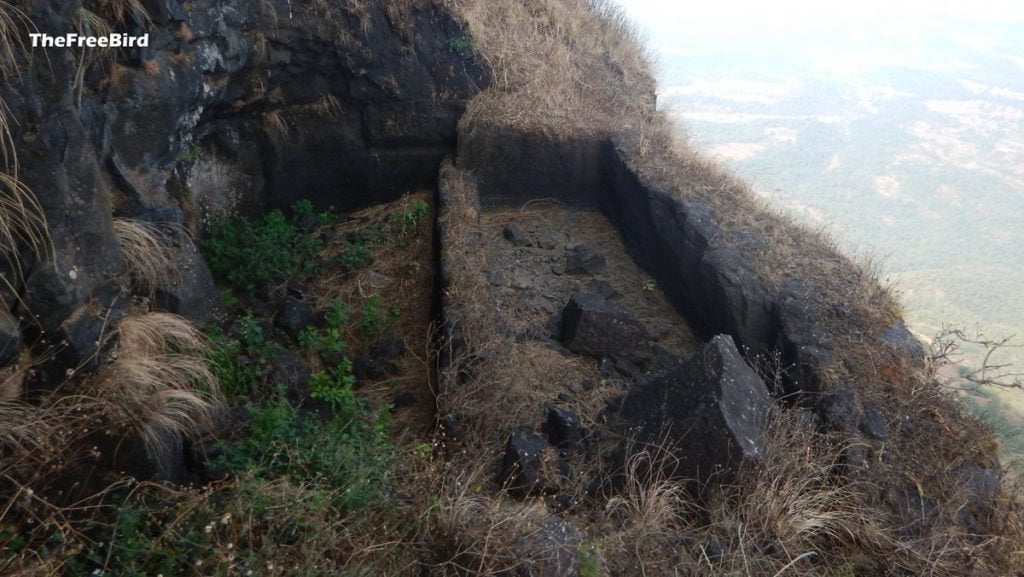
152,228,223,327
1,0,487,393
619,335,772,485
561,293,648,360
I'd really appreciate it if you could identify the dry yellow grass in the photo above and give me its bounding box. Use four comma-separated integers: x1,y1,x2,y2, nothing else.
452,0,655,135
1,171,54,283
84,312,221,454
0,1,28,171
113,218,185,297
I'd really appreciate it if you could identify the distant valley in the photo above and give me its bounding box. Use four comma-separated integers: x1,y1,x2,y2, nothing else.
654,18,1024,458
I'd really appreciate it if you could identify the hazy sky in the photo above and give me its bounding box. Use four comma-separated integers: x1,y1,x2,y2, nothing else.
618,0,1024,39
615,0,1024,84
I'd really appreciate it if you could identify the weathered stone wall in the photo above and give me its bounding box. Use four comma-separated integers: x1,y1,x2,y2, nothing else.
458,123,605,209
453,125,925,407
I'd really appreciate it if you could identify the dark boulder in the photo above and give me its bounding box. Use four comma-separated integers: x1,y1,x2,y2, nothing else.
353,355,400,383
0,309,20,368
275,296,314,339
152,229,223,327
564,245,606,275
535,231,559,250
881,323,926,368
583,279,620,300
503,225,533,247
619,335,772,485
699,248,776,358
955,465,1001,534
774,280,836,396
543,405,587,451
561,293,648,360
267,348,312,402
883,486,938,537
498,427,565,497
370,338,408,360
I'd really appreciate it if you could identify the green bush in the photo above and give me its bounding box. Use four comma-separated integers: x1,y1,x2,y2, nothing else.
202,202,324,294
359,295,399,338
204,314,276,398
217,393,391,512
336,240,374,271
297,299,351,357
205,326,261,398
391,199,429,234
298,325,347,357
309,361,358,410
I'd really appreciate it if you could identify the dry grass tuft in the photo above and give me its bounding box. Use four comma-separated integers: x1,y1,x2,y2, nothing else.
0,0,31,172
113,218,185,297
84,312,220,454
1,171,54,281
605,446,691,538
262,109,291,148
719,414,883,548
427,462,557,575
453,0,656,135
99,0,151,26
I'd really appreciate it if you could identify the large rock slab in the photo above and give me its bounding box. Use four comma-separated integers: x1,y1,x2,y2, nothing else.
561,293,648,360
619,335,772,485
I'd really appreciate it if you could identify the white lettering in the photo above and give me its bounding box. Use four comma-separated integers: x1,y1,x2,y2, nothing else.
26,32,150,50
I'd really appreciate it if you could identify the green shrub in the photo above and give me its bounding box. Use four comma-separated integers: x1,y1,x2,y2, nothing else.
336,240,374,270
326,299,350,327
202,202,324,294
205,325,261,398
309,361,358,410
298,325,347,357
217,393,391,512
359,295,398,338
298,299,351,357
391,199,429,234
